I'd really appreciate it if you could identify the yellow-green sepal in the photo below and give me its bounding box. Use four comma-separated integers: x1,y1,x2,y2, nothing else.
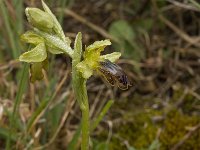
76,39,112,79
84,40,111,69
100,52,121,62
20,31,44,45
86,39,111,52
19,43,47,63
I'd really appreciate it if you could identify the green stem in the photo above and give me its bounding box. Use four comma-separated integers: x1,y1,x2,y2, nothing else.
72,32,90,150
72,76,89,150
80,82,90,150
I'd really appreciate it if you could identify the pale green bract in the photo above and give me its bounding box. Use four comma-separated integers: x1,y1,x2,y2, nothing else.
41,0,66,41
47,37,71,54
20,31,44,45
34,29,73,57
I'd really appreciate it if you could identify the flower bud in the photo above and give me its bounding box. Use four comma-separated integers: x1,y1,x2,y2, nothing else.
25,8,54,31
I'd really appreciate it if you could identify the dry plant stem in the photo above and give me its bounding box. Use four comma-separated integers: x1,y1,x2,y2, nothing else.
152,0,200,47
57,8,119,43
34,94,75,150
166,0,200,12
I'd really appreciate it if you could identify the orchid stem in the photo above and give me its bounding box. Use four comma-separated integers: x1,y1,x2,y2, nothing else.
72,32,90,150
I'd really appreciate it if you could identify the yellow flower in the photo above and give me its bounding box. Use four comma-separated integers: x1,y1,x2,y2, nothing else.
76,40,131,89
76,40,121,79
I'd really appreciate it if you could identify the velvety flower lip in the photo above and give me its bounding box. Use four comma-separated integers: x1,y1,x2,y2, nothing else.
98,59,131,90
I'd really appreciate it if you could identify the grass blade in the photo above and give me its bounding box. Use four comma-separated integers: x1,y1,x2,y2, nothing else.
6,63,29,150
91,100,114,132
0,0,19,58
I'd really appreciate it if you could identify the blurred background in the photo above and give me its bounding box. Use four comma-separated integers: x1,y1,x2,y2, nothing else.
0,0,200,149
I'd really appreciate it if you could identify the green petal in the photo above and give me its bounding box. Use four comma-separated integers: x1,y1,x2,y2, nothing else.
42,58,49,71
30,62,44,83
76,61,93,79
30,58,49,83
19,43,47,63
100,52,121,62
86,39,111,52
20,31,44,45
83,40,111,69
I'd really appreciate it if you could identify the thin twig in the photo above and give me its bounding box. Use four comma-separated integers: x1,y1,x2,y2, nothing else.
56,8,119,43
151,0,200,48
34,94,75,150
166,0,200,12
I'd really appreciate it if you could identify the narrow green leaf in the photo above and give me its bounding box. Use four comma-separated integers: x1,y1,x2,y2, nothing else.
0,0,19,58
68,125,82,150
6,63,29,149
91,100,114,132
0,127,17,142
20,31,44,45
26,98,49,133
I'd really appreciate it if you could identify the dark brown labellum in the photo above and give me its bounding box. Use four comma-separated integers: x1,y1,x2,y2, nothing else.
98,59,131,90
